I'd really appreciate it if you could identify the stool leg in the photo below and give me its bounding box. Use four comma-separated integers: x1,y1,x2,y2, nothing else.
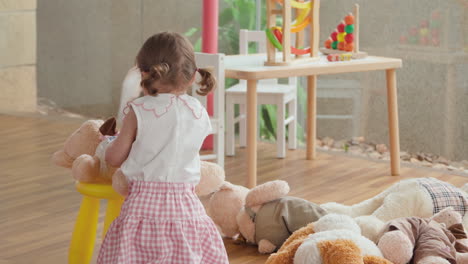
102,198,124,239
69,196,99,264
226,97,235,156
277,101,286,158
288,99,297,150
239,103,247,148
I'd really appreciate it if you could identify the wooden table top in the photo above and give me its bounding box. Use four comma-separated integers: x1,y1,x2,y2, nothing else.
224,53,403,80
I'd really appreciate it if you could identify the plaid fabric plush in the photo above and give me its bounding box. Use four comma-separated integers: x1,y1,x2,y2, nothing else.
418,178,468,216
97,181,229,264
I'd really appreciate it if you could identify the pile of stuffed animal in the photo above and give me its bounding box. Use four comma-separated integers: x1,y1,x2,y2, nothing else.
54,118,468,264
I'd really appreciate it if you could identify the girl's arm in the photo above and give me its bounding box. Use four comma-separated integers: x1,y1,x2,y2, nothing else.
105,108,137,167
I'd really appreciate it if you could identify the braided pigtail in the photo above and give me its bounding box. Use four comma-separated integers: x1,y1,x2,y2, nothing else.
196,68,216,96
140,63,170,96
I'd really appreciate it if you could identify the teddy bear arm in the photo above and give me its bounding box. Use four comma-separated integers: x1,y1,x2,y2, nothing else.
52,150,74,168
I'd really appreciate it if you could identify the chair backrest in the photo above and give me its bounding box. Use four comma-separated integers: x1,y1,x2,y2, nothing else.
239,29,297,86
193,52,225,167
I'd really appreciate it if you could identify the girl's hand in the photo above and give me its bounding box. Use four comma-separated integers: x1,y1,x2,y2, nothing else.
105,108,137,167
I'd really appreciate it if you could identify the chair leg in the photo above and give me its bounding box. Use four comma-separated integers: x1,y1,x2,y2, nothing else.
277,101,286,158
102,198,124,239
239,104,247,147
226,97,235,156
288,99,297,150
216,132,225,167
69,196,100,264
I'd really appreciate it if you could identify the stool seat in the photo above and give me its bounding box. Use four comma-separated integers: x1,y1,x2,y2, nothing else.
75,182,122,200
226,83,295,95
69,181,124,264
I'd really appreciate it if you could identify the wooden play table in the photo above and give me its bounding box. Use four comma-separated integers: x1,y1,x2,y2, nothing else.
224,54,403,188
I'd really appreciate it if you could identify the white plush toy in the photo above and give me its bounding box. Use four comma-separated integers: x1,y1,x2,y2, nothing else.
294,214,390,264
321,178,468,232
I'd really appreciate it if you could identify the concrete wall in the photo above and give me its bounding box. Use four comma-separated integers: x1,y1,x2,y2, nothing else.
37,0,202,118
0,0,37,112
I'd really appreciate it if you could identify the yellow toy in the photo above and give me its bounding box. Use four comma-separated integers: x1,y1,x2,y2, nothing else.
265,0,321,65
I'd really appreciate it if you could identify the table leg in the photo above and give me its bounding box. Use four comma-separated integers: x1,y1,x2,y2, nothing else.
386,69,401,176
306,75,317,160
247,79,257,188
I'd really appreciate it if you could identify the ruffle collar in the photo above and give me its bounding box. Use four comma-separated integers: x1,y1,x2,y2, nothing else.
123,94,204,119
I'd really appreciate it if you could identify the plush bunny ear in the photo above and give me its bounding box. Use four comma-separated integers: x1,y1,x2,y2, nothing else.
99,117,117,136
245,180,290,208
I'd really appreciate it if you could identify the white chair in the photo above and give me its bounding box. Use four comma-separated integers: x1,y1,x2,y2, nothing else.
226,30,297,158
193,52,225,167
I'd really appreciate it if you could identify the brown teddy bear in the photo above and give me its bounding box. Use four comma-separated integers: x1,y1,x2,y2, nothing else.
52,117,118,184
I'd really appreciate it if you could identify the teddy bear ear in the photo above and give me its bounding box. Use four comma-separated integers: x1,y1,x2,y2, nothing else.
245,180,290,208
99,117,117,136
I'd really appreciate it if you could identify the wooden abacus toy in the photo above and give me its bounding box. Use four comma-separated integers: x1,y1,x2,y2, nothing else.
320,4,368,59
264,0,321,66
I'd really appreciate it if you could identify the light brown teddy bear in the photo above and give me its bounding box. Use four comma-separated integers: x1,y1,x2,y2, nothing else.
52,117,118,184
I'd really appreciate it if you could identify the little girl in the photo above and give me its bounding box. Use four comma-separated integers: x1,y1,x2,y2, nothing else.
97,32,229,264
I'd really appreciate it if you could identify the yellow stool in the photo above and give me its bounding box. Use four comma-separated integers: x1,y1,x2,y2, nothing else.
69,182,124,264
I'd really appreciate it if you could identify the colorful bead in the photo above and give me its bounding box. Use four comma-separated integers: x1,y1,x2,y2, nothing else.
344,14,355,25
420,20,429,28
345,24,355,34
409,36,418,44
409,27,418,36
331,31,338,41
338,41,346,50
331,41,338,49
344,42,354,51
337,23,346,33
337,32,347,42
420,28,429,36
325,38,332,49
430,20,441,29
345,33,354,43
419,36,429,46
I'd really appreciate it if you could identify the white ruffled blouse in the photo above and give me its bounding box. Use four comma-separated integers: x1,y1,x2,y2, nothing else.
120,94,212,184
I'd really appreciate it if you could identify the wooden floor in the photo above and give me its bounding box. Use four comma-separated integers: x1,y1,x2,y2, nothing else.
1,114,467,264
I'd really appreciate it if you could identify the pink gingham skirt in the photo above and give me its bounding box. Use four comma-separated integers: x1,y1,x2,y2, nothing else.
97,181,229,264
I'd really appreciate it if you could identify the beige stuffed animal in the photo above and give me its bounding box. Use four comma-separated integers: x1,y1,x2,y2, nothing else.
52,117,118,184
236,180,328,254
322,178,468,230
